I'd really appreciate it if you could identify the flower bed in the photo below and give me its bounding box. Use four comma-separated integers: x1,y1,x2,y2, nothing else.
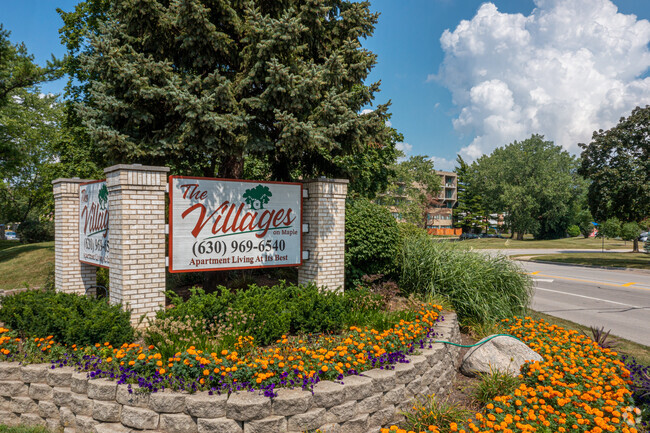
0,304,443,396
382,316,642,433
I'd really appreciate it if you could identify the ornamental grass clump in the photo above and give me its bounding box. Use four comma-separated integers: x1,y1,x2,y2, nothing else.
399,233,532,326
383,316,641,433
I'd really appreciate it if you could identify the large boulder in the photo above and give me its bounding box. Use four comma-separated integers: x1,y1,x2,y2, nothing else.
460,335,543,377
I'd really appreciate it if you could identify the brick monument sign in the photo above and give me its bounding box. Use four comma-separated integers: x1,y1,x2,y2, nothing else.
53,164,347,324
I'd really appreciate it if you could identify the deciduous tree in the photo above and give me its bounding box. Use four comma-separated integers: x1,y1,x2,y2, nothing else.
579,105,650,252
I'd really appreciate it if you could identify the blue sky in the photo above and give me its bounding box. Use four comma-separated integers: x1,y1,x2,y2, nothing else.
3,0,650,171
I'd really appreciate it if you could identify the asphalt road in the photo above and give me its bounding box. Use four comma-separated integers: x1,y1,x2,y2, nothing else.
514,260,650,346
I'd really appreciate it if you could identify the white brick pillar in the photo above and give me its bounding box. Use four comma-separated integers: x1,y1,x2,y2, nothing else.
52,178,97,294
298,178,348,291
105,164,169,325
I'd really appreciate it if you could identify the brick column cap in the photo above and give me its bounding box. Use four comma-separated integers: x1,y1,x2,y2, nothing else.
104,164,170,175
302,178,349,184
52,177,96,185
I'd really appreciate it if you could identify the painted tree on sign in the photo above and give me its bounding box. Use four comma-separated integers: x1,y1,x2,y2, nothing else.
98,183,108,210
243,185,272,210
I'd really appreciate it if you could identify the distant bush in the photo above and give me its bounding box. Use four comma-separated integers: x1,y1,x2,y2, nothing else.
566,225,580,237
0,289,133,346
345,198,400,288
17,219,54,244
399,233,532,326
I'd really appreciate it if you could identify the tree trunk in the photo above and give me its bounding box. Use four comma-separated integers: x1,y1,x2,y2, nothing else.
633,238,639,253
516,232,525,241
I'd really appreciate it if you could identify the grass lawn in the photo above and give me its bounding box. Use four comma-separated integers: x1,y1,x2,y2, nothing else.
0,241,54,291
0,240,21,251
526,252,650,270
527,309,650,366
458,236,629,250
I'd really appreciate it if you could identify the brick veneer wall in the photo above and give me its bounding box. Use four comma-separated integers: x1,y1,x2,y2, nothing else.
0,313,460,433
52,178,97,294
298,179,348,291
104,164,169,326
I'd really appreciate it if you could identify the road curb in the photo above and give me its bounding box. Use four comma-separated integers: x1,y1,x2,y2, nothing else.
513,257,650,275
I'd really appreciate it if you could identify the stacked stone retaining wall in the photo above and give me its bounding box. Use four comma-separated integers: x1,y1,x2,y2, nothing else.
0,313,460,433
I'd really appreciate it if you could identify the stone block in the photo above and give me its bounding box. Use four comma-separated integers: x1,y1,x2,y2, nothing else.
408,355,428,375
60,406,76,427
63,427,76,433
197,417,243,433
406,376,425,397
356,392,382,414
71,372,89,394
341,375,373,401
327,400,357,423
361,369,396,393
45,417,62,432
226,391,271,421
29,383,53,401
11,396,38,413
160,413,198,433
420,346,445,367
150,391,185,413
21,365,49,384
316,423,341,433
87,378,117,401
47,367,74,387
75,414,98,433
287,407,326,431
244,415,287,433
382,384,405,406
20,412,45,427
53,387,72,406
0,380,28,397
92,400,121,422
341,413,368,433
393,362,416,384
38,400,59,418
185,392,227,418
70,393,94,416
367,404,395,428
94,423,133,433
271,388,312,416
0,410,19,426
121,405,159,430
116,384,150,407
0,363,21,380
311,380,346,408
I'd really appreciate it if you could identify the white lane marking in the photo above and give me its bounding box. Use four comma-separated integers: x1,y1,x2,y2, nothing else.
535,287,650,310
532,278,554,282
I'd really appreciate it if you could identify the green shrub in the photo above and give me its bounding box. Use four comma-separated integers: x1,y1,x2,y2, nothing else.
345,198,400,288
566,224,581,237
17,219,54,244
156,282,388,347
0,289,133,346
399,233,532,326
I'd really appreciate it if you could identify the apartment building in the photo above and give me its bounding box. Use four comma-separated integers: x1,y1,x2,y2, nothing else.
380,170,458,229
426,171,457,229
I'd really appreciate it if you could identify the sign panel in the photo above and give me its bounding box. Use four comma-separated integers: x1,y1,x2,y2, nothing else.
169,176,302,273
79,180,110,268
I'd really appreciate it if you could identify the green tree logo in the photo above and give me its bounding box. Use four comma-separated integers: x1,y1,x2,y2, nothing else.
98,184,109,210
243,185,272,210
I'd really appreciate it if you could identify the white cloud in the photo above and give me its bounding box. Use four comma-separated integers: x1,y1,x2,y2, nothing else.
431,156,456,172
360,108,374,115
438,0,650,160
